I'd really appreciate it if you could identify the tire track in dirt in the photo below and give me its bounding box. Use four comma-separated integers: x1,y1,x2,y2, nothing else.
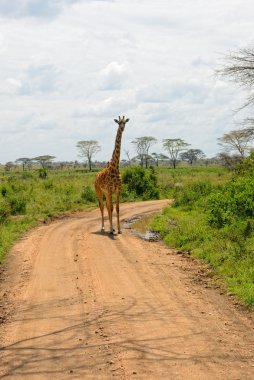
0,200,253,379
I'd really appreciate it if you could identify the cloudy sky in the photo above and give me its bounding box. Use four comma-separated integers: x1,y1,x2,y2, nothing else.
0,0,254,163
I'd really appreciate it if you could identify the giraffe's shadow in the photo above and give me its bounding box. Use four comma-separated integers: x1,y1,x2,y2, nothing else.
91,230,117,240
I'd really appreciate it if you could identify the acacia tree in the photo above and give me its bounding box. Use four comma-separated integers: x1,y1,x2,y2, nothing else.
162,139,190,168
131,136,157,168
33,155,56,169
216,152,243,170
217,129,253,158
4,162,14,172
151,153,169,167
180,149,206,165
15,157,31,171
76,140,101,171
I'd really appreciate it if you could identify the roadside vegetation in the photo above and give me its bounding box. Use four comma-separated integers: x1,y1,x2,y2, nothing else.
151,153,254,308
0,168,97,263
0,158,253,309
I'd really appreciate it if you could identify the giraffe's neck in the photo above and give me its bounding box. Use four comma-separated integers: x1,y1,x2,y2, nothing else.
110,127,123,169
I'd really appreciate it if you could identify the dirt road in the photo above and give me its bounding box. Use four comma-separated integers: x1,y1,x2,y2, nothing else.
0,200,253,379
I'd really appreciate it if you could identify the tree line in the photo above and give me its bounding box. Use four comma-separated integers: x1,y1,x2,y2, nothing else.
4,125,254,173
76,128,253,171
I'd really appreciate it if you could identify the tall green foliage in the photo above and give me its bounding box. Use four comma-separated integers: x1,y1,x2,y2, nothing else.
122,166,160,200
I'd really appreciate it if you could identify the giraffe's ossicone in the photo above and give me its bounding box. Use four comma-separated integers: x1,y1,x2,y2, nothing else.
95,116,129,234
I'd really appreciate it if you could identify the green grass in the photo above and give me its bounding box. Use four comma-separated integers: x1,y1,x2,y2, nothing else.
0,169,99,263
156,165,229,198
152,208,254,307
0,218,36,261
151,158,254,309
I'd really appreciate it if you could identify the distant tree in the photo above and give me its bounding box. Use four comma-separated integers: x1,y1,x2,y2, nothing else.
33,155,56,169
162,139,190,168
151,153,169,167
76,140,101,171
131,136,157,168
216,152,243,170
4,162,14,172
15,157,31,171
217,129,254,158
124,150,132,165
180,149,206,165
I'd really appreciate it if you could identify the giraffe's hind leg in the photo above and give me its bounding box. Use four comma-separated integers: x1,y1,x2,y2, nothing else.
116,189,121,234
95,185,105,232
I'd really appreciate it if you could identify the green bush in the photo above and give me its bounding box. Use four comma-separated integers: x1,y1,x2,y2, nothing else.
81,185,97,203
38,168,48,179
7,195,27,215
174,180,213,208
0,197,11,221
208,177,254,227
0,184,9,197
120,183,136,202
234,151,254,177
122,166,160,200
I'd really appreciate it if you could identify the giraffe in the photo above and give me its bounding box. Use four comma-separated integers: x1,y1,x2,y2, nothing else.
95,116,129,234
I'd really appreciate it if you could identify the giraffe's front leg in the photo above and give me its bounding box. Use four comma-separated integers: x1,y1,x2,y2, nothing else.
106,193,114,234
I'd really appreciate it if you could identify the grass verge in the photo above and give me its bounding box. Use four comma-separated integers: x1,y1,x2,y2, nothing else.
151,206,254,308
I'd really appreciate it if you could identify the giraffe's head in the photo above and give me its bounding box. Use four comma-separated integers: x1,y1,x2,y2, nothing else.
114,116,129,131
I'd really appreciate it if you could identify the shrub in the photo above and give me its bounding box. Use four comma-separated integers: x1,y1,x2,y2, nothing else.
21,172,33,179
0,197,11,221
122,166,160,200
173,181,213,208
38,168,47,179
81,186,97,203
120,183,136,202
7,195,27,215
208,177,254,227
0,184,9,197
234,151,254,177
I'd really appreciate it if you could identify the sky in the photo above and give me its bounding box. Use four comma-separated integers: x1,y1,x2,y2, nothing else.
0,0,254,164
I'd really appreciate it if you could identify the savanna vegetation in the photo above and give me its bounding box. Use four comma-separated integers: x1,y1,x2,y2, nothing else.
0,155,253,309
151,153,254,308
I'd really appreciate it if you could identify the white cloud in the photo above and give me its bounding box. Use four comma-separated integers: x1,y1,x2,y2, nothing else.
18,64,61,95
0,0,253,163
99,61,131,91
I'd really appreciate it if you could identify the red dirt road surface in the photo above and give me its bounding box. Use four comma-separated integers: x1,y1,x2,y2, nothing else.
0,200,253,379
